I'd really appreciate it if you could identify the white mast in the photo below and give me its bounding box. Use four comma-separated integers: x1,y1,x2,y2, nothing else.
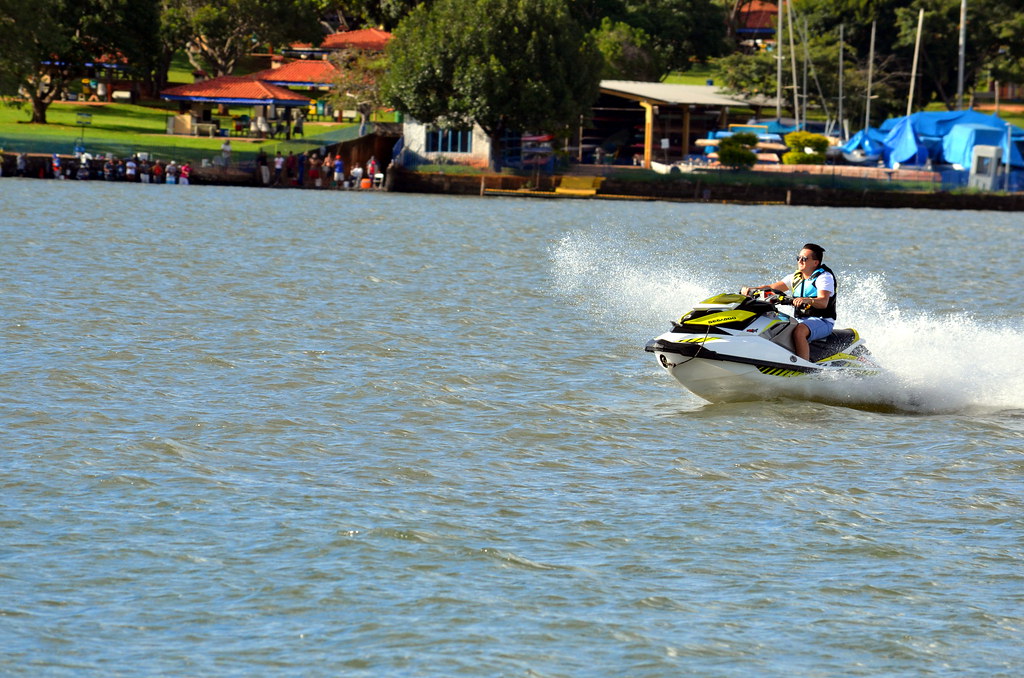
865,20,876,129
787,0,799,128
907,8,924,116
775,1,783,120
957,0,967,109
838,24,845,139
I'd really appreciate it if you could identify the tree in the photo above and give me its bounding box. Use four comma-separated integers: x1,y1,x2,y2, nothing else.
713,27,901,129
716,131,757,169
0,0,133,123
591,17,665,81
594,0,729,73
0,0,45,99
327,47,387,136
382,0,603,170
798,0,1024,112
337,0,426,31
164,0,322,78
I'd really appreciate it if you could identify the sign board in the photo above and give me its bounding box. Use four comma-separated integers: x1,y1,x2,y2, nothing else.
77,112,92,126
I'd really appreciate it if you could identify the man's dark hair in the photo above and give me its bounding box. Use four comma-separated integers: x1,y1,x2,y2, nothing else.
803,243,825,261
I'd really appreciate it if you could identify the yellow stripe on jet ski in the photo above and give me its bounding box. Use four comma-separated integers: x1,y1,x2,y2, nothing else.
683,310,755,326
756,366,805,377
819,352,859,362
677,337,721,343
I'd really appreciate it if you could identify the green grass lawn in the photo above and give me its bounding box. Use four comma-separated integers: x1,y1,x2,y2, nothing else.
0,99,354,164
662,64,717,86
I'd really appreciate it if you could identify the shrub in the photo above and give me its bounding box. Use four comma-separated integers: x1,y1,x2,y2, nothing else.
717,132,758,170
783,131,829,165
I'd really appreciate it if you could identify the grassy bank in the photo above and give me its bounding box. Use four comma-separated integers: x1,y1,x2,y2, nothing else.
0,99,357,165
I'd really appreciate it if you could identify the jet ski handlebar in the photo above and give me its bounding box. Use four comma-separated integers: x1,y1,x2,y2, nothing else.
744,288,792,306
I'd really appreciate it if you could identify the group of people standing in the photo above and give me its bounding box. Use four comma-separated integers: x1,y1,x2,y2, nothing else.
4,145,384,190
5,152,193,184
255,148,381,189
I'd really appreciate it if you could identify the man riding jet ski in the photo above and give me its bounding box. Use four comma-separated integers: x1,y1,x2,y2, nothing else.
645,244,881,403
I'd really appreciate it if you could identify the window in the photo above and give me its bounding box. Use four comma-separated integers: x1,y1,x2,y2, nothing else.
426,127,473,154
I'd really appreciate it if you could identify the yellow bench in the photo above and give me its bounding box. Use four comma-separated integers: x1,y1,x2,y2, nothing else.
555,176,604,196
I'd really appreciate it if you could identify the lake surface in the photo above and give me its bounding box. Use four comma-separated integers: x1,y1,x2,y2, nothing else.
2,179,1022,676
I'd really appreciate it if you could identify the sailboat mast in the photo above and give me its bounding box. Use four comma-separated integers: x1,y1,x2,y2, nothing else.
908,8,924,116
787,0,799,128
775,1,783,120
865,20,876,129
838,24,845,139
956,0,967,109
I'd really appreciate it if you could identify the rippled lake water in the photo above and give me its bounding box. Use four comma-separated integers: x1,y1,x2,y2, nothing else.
2,179,1023,676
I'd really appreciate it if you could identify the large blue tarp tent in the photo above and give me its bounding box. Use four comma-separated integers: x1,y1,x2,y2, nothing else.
844,110,1024,169
942,123,1013,170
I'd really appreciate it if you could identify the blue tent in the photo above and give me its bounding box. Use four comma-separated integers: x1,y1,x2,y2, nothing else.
942,123,1012,170
847,110,1024,169
882,116,928,167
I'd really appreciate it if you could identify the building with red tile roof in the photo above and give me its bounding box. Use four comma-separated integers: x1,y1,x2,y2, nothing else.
285,28,393,58
247,60,339,88
737,0,777,39
161,76,311,106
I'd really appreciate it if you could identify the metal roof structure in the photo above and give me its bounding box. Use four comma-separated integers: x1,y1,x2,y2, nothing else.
600,81,748,108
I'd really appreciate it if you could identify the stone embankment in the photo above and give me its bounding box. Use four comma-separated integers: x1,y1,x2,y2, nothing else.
389,168,1024,212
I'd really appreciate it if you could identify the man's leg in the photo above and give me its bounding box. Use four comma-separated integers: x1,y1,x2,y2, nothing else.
793,322,810,361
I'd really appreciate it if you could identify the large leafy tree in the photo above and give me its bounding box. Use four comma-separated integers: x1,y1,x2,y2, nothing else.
893,0,1024,110
590,0,729,72
0,0,159,123
591,17,665,80
713,32,900,129
382,0,603,170
327,47,387,135
0,0,44,99
164,0,323,78
798,0,1024,111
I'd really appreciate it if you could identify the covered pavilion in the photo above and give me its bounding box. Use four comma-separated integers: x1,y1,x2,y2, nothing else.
595,81,748,168
160,76,311,136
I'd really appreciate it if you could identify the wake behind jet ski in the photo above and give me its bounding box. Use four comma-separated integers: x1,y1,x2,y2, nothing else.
645,288,882,403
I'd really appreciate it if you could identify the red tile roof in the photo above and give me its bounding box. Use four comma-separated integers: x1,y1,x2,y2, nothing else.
291,28,393,52
248,60,338,86
322,28,392,51
161,76,311,104
738,0,777,30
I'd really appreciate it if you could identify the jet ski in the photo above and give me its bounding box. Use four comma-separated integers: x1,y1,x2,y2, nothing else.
645,290,882,403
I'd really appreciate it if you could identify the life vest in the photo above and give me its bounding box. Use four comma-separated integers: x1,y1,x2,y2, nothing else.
792,265,837,320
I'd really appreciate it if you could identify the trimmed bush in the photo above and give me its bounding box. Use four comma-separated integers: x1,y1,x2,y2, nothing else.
783,131,829,165
717,132,758,170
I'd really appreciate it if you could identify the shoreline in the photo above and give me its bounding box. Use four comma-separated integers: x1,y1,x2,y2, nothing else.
389,169,1024,212
5,152,1023,211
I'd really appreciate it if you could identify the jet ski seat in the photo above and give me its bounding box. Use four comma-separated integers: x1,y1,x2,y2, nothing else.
766,321,857,363
809,329,857,363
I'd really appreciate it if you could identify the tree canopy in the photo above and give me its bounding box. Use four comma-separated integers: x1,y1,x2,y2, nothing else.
0,0,164,122
163,0,322,78
382,0,604,169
